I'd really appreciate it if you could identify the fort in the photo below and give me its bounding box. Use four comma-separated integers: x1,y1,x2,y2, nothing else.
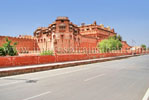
0,17,131,55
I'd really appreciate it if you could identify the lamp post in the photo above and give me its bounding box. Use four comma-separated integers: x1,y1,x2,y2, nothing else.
131,40,136,55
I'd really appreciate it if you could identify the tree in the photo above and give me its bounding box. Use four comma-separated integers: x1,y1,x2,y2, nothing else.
117,34,122,41
0,38,18,56
108,34,122,41
141,44,146,50
97,37,122,53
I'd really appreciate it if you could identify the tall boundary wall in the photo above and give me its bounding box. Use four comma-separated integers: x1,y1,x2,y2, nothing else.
0,51,148,68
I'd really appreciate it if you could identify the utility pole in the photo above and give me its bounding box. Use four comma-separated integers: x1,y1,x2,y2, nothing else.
132,40,136,55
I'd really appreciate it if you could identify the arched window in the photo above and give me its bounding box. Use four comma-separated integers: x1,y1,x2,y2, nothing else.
61,35,64,39
59,24,66,30
53,35,56,39
74,37,76,41
41,39,43,42
78,38,80,42
70,35,72,39
38,39,40,42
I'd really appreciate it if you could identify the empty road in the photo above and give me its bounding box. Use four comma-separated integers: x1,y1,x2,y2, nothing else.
0,55,149,100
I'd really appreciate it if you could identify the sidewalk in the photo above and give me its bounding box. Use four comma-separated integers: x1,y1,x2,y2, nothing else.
0,55,138,77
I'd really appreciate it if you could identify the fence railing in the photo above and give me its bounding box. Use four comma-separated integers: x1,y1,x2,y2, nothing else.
15,47,149,55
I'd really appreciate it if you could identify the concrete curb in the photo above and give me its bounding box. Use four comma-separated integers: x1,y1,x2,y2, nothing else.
0,55,140,77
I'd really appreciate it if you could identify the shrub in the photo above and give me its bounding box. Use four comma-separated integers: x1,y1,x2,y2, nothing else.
0,38,18,56
0,47,5,56
40,50,54,56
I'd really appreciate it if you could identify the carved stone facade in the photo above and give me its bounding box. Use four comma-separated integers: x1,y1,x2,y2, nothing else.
79,21,116,40
34,17,131,53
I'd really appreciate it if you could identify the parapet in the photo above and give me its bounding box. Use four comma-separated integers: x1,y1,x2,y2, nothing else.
18,35,35,39
56,16,69,21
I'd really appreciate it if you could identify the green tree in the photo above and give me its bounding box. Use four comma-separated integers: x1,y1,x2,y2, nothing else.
117,34,122,41
108,34,122,41
97,37,122,53
141,44,146,50
0,38,18,56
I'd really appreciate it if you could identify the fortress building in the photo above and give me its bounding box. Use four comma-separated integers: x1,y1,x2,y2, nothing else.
0,17,131,54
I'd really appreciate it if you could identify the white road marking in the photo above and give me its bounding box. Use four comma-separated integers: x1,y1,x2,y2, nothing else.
23,91,51,100
142,88,149,100
0,68,90,87
36,68,90,80
84,74,105,82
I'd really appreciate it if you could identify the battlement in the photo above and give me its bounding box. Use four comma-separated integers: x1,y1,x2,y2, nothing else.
56,16,69,21
0,36,39,52
18,35,36,39
79,22,115,33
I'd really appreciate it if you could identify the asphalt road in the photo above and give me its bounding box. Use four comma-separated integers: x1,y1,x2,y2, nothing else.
0,55,149,100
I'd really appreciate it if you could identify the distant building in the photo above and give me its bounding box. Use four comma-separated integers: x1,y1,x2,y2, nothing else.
131,46,142,51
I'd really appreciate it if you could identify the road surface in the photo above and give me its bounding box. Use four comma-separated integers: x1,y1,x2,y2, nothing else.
0,55,149,100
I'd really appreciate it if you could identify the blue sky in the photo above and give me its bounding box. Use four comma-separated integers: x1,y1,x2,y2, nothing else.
0,0,149,46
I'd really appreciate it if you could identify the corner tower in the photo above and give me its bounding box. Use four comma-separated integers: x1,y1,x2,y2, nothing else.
55,17,70,33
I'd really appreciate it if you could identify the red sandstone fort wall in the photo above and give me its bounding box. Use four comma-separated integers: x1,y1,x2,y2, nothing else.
79,36,97,48
0,36,39,52
1,52,146,67
122,41,131,50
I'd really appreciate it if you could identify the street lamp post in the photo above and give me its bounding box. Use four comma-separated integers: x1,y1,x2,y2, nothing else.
132,40,136,55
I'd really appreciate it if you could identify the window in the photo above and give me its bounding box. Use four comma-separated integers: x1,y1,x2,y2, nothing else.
86,28,89,31
61,20,64,23
53,35,56,39
74,37,76,41
78,38,80,42
38,39,40,42
70,35,72,39
41,39,43,42
61,35,64,39
59,24,66,30
59,26,65,30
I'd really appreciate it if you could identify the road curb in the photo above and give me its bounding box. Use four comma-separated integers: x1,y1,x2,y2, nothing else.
0,55,140,77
